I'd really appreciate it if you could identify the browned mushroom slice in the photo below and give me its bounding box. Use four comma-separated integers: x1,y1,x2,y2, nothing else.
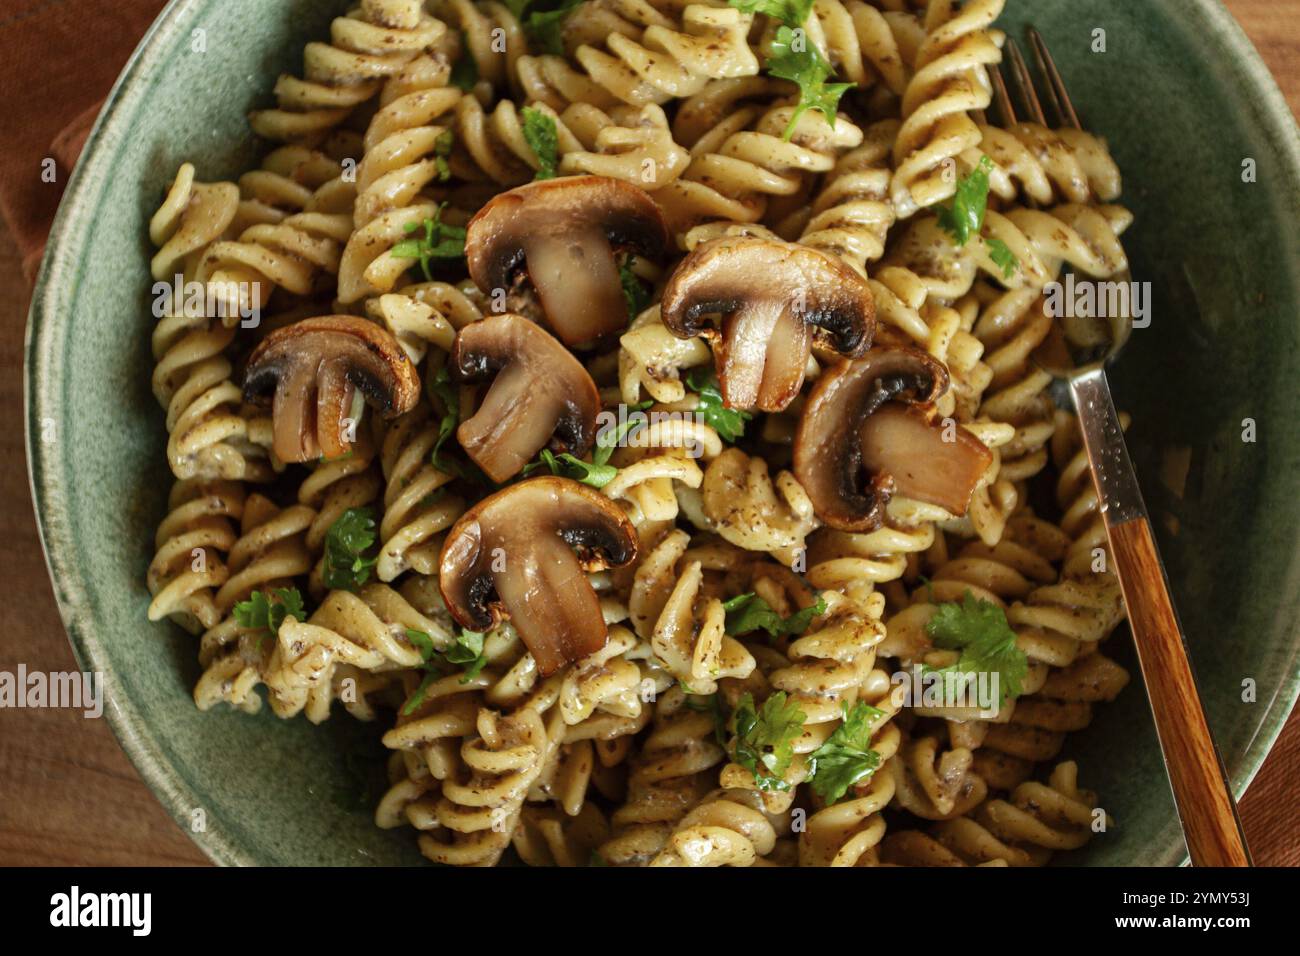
439,477,638,676
659,236,875,412
243,315,419,463
464,176,669,347
451,313,601,483
794,348,991,531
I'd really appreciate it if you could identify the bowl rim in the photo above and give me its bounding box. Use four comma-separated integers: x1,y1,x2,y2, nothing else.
23,0,1300,867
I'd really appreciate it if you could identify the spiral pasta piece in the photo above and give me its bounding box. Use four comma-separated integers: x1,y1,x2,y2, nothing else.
376,406,465,582
146,479,244,633
264,582,435,723
249,0,448,144
657,92,864,235
417,701,560,866
150,165,276,482
890,0,1004,218
965,122,1122,207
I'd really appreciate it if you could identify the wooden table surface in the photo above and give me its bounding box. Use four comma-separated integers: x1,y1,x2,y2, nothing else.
1,0,1297,868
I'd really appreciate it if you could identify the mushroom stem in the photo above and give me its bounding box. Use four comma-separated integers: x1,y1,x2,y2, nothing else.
719,302,812,411
523,227,626,346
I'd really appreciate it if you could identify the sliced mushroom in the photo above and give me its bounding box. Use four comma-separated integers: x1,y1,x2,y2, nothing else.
464,176,669,347
794,348,991,531
659,236,875,412
439,476,638,676
243,315,419,463
451,313,601,483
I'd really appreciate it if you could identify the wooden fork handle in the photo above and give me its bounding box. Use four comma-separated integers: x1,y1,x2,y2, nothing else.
1070,368,1251,867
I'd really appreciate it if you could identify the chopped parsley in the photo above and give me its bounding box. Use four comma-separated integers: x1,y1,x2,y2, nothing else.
522,401,651,488
934,156,1020,279
432,129,453,182
620,259,651,319
731,691,805,791
684,366,752,442
523,0,583,57
721,592,827,639
233,587,306,639
322,508,379,591
806,701,884,803
727,0,813,28
766,26,852,141
402,626,489,714
391,203,466,281
521,106,560,179
924,590,1029,704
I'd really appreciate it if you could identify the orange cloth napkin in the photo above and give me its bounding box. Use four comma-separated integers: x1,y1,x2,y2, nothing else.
0,0,1295,866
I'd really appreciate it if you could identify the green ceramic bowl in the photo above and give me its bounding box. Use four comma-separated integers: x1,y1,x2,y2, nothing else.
24,0,1300,866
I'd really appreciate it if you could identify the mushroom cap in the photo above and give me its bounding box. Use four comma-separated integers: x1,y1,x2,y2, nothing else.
659,236,875,412
438,476,638,676
451,313,602,483
464,176,669,347
795,347,989,531
243,315,420,463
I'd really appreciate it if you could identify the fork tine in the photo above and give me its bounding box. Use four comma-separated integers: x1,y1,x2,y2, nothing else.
986,63,1016,126
1028,28,1082,130
1004,39,1047,126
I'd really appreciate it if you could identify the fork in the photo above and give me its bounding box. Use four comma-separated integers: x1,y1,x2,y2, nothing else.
983,30,1252,868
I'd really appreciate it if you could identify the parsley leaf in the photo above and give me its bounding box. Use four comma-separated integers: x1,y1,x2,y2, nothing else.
722,592,827,638
233,587,306,635
986,237,1019,279
620,259,650,319
432,129,453,182
450,34,478,91
766,26,852,141
522,402,651,487
684,366,752,442
731,691,805,791
924,590,1028,704
727,0,812,28
401,626,490,715
936,155,994,247
521,106,560,179
322,508,379,591
524,0,582,57
522,448,618,488
806,701,884,803
391,203,466,281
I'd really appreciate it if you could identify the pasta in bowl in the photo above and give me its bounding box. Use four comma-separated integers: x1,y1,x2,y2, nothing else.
25,0,1300,867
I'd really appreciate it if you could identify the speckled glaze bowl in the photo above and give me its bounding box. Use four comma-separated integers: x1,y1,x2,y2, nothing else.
24,0,1300,866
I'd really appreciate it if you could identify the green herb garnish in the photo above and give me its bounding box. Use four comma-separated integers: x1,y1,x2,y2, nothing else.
391,203,466,281
986,237,1019,279
401,626,489,714
432,129,453,182
233,587,306,639
924,590,1028,704
806,701,884,803
684,367,752,442
523,0,583,57
721,592,827,639
727,0,812,28
522,401,651,488
766,26,851,141
322,508,379,591
731,691,805,791
521,106,560,179
620,259,650,319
